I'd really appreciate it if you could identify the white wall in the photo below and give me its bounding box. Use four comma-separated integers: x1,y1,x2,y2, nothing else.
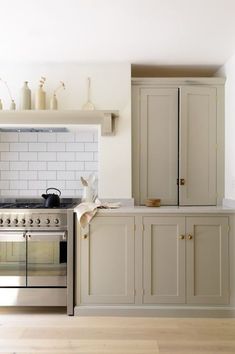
0,63,132,199
216,55,235,201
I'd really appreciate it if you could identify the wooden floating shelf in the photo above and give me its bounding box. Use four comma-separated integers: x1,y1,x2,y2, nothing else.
0,110,119,136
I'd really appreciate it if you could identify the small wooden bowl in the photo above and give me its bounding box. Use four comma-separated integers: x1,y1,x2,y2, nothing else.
145,199,161,207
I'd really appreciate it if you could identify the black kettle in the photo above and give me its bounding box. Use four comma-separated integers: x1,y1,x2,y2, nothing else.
41,187,61,208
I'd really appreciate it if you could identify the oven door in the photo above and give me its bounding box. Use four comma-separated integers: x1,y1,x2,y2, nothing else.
0,232,26,286
26,231,67,287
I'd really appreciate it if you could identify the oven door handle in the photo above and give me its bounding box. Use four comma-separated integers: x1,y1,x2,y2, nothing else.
0,231,26,242
25,231,67,242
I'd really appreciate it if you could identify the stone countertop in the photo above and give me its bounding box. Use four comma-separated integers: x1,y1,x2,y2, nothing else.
95,205,235,215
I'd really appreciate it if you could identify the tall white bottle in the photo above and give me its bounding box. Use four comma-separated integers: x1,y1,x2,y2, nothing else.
35,85,46,110
20,81,31,110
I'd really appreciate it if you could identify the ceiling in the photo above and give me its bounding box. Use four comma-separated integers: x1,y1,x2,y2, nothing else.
1,0,235,70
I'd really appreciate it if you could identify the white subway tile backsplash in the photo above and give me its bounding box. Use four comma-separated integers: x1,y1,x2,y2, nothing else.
57,152,75,161
0,180,10,189
66,161,84,171
1,171,19,180
66,143,84,152
94,152,98,161
57,171,75,180
57,133,75,142
38,152,56,161
76,152,93,161
0,143,9,151
10,180,28,189
10,162,28,170
0,162,9,170
19,133,38,142
85,162,98,171
85,143,98,152
47,162,65,170
47,180,66,190
20,171,37,180
10,143,28,152
75,132,94,142
38,171,56,180
29,143,47,152
1,152,19,161
28,180,47,190
0,130,98,198
1,190,19,196
29,161,47,170
93,131,98,142
38,133,56,142
0,133,18,142
19,190,39,197
20,152,37,161
48,143,66,152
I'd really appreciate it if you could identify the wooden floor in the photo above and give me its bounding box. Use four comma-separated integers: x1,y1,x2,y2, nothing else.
0,308,235,353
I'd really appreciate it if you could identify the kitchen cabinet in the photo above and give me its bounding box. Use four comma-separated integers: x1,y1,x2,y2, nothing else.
143,216,185,303
79,216,135,304
132,78,225,206
143,216,229,305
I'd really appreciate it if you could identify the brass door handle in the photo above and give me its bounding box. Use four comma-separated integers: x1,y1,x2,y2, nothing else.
180,178,185,185
179,235,185,240
188,234,193,240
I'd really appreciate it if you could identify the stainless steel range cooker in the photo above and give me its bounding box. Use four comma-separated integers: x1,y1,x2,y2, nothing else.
0,200,78,315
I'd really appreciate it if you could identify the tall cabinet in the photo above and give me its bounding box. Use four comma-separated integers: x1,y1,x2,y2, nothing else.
132,78,225,206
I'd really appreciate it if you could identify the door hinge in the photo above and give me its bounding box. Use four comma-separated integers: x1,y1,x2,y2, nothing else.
142,224,144,232
134,289,136,296
228,225,230,233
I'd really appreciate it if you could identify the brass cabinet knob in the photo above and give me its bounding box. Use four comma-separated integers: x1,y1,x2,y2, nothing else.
82,234,88,239
188,234,193,240
180,178,185,185
179,235,185,240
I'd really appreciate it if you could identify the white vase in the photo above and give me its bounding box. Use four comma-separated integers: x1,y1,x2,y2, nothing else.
0,99,2,110
20,81,31,110
35,85,46,110
10,100,16,110
50,94,58,110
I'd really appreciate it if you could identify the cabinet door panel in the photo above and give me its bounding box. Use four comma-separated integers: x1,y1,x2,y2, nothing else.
186,217,229,304
140,88,178,205
180,86,217,205
143,217,185,303
81,216,135,304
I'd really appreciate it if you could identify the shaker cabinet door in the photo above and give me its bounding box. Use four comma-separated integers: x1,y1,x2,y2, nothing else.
80,216,135,304
139,88,178,205
143,216,186,304
186,216,229,304
179,86,217,205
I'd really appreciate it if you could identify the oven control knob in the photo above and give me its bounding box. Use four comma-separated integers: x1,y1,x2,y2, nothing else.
0,218,3,224
35,218,40,225
5,218,10,225
54,218,59,225
29,219,33,225
21,219,26,225
13,219,18,225
45,218,50,224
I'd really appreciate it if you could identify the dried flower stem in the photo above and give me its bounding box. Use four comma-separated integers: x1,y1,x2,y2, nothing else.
0,78,14,101
54,81,65,95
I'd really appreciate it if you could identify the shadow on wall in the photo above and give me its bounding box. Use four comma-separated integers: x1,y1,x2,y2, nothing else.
131,65,221,77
